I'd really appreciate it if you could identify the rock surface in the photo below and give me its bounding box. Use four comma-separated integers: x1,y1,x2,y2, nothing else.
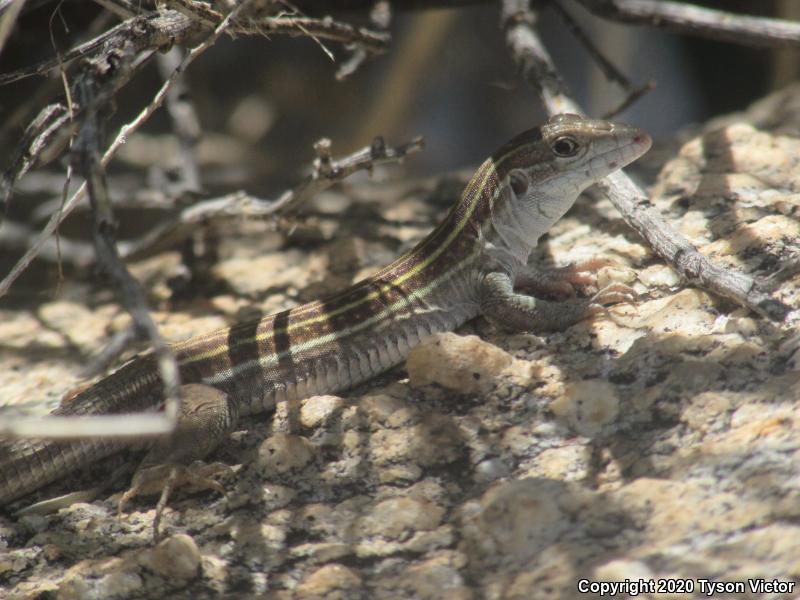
1,89,799,598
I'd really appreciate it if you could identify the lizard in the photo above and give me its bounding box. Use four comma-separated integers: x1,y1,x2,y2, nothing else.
0,113,651,508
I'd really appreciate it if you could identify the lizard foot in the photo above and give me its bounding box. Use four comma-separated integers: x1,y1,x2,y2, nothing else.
118,461,234,541
515,258,622,298
586,282,638,316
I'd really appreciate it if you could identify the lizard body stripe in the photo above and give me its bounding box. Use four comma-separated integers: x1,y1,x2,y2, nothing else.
200,250,481,385
177,145,527,367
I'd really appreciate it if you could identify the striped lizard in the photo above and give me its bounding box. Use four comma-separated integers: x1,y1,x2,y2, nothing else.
0,114,651,507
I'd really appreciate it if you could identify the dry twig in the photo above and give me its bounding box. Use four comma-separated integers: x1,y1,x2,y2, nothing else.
70,61,184,426
548,0,653,118
0,2,392,296
576,0,800,49
0,1,250,441
98,135,425,265
0,5,389,86
0,136,425,265
0,104,69,219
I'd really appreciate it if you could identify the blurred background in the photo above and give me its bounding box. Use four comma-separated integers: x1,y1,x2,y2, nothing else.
1,2,796,184
0,0,797,292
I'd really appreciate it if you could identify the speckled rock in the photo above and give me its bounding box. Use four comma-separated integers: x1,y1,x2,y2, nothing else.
2,87,800,599
367,412,465,470
296,563,363,599
549,379,620,436
356,496,445,539
461,479,571,567
140,534,201,581
407,332,526,393
299,395,346,428
255,433,314,475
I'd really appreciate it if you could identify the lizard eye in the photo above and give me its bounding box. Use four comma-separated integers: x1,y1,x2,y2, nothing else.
508,169,529,196
551,136,580,157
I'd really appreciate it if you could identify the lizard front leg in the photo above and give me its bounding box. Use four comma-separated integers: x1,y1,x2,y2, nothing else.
479,270,635,332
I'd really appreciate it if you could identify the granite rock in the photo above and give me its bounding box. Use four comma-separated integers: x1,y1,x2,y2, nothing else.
2,88,799,598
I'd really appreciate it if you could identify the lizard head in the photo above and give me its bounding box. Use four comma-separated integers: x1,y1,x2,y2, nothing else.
481,113,651,265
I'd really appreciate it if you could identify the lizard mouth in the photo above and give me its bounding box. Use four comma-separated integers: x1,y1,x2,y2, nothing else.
576,132,651,184
620,130,653,161
594,130,652,173
629,131,653,157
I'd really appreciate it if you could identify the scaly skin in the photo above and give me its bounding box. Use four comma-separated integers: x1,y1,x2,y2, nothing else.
0,114,651,505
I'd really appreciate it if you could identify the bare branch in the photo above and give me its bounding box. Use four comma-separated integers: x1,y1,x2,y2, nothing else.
549,0,654,118
0,103,69,221
125,135,423,259
272,135,425,215
0,7,389,87
70,44,182,432
576,0,800,49
0,13,174,86
0,5,243,300
0,2,253,441
0,135,425,264
0,1,393,271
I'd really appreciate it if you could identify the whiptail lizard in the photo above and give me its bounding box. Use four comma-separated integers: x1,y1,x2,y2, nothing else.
0,114,651,506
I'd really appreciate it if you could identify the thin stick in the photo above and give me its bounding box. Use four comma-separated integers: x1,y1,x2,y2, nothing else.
0,1,250,440
552,0,633,90
1,5,230,300
0,6,389,87
576,0,800,49
0,4,392,296
549,0,655,118
0,136,425,264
